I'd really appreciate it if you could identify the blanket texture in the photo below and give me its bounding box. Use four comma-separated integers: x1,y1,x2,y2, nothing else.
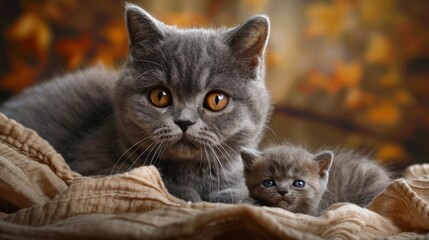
0,113,428,240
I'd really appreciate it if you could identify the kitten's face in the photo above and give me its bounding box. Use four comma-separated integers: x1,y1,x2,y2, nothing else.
115,5,271,162
242,146,333,215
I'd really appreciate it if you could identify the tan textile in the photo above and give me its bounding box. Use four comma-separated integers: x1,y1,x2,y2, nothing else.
0,113,428,240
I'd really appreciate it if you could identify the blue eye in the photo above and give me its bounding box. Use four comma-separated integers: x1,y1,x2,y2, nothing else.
262,180,275,187
292,180,305,188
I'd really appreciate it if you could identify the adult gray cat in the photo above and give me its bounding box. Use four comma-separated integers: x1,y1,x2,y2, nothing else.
0,4,272,203
241,144,391,215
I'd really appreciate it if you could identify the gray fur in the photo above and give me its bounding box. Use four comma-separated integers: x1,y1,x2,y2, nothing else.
0,4,272,203
242,144,391,215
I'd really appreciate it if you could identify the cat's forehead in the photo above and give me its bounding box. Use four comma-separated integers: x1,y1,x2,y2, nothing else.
158,31,241,96
259,146,319,177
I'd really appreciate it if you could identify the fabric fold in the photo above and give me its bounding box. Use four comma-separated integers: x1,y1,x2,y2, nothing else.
0,113,428,239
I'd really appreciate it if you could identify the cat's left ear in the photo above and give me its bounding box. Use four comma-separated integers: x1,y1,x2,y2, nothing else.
125,4,165,58
241,148,261,171
313,151,334,177
226,15,270,70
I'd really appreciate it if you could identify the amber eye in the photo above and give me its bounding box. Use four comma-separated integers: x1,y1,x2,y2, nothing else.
204,91,229,112
149,87,172,108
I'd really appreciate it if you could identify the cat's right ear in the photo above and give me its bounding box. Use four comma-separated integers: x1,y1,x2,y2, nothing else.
241,148,260,171
125,4,165,58
227,15,270,70
313,151,334,177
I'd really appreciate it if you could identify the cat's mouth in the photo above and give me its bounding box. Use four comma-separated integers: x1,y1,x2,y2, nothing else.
277,196,293,205
168,135,200,160
175,136,197,148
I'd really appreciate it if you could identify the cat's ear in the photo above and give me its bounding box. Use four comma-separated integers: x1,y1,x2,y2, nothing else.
241,148,260,171
227,15,270,70
313,151,334,177
125,4,165,57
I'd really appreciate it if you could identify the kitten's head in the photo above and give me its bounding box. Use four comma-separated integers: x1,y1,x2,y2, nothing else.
241,145,333,215
115,4,271,162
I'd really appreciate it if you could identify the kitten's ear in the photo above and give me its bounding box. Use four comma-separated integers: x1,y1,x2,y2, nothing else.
313,151,334,177
241,148,260,171
227,15,270,70
125,4,164,57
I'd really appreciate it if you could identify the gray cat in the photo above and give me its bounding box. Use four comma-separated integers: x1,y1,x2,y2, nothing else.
241,144,391,215
0,4,272,203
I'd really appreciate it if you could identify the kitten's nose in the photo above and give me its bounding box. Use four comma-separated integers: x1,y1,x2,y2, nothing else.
175,120,195,133
278,189,289,196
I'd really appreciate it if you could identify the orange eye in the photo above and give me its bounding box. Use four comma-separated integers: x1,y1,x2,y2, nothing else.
149,87,172,107
204,91,229,112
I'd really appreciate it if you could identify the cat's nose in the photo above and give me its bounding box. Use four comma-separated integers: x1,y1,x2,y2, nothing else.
277,189,289,196
175,120,195,133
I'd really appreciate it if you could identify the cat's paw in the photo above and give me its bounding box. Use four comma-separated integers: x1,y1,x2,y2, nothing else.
239,197,257,205
166,184,202,202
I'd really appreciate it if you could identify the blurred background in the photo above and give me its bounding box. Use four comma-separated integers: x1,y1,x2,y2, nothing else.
1,0,428,169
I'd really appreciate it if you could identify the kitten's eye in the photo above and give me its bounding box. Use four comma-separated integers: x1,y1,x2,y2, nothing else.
292,180,305,188
204,91,229,112
262,179,275,187
149,87,172,108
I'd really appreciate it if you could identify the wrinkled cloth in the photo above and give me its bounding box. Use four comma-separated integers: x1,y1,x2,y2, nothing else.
0,113,428,240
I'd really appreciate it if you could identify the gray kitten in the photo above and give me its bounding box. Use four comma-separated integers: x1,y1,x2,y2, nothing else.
0,4,272,203
241,144,391,215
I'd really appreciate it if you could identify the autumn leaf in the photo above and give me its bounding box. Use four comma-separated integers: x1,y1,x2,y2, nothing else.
333,60,363,88
90,21,128,66
363,100,400,126
365,34,394,65
55,33,91,70
376,143,406,163
305,1,352,39
394,90,414,106
0,61,39,93
7,12,52,62
344,88,375,110
378,71,399,88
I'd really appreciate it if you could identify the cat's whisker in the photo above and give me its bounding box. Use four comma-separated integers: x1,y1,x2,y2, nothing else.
151,35,168,71
265,125,279,142
219,143,247,196
196,145,203,175
209,147,222,201
111,136,152,174
203,145,213,198
148,139,165,166
155,140,170,167
117,136,153,172
124,137,159,172
134,59,165,71
213,145,234,203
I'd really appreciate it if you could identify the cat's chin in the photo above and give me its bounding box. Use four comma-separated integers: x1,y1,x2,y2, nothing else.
164,139,201,160
275,197,294,209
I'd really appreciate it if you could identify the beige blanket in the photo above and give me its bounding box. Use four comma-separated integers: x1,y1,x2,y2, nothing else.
0,113,428,240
